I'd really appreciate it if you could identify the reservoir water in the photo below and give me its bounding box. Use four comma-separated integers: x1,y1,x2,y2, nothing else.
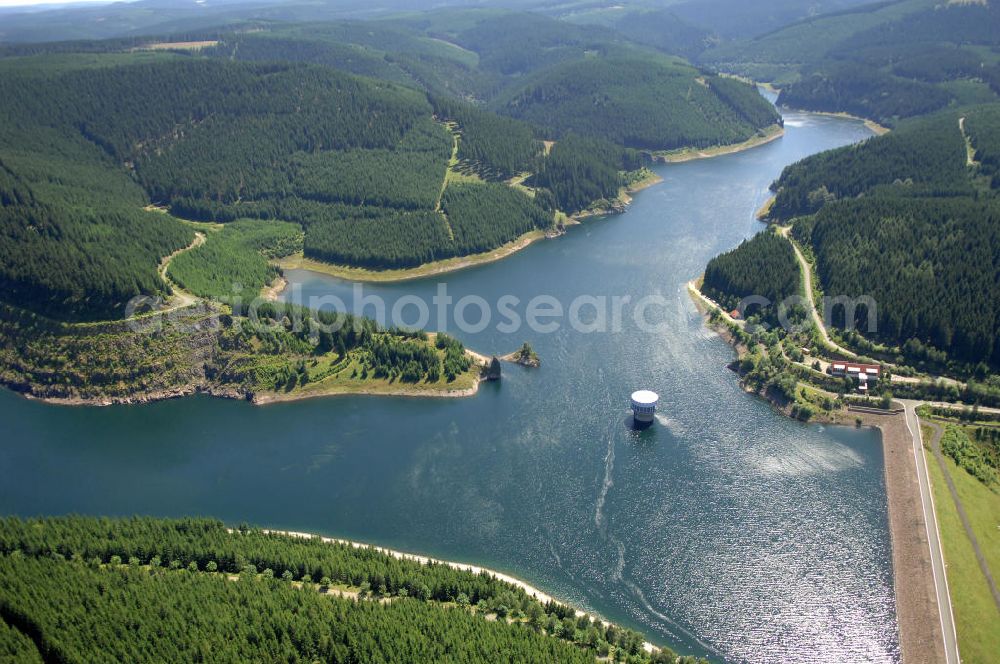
0,108,895,662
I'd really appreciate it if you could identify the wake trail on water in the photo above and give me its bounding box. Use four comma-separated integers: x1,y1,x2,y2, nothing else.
591,392,720,657
546,537,563,570
622,573,722,658
594,436,615,534
593,393,618,535
606,527,722,657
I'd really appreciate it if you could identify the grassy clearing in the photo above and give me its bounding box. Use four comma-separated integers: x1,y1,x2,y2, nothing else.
168,220,302,300
506,171,536,198
924,448,1000,663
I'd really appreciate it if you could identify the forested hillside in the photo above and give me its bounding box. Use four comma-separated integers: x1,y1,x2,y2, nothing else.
776,62,953,127
794,197,1000,366
205,20,501,101
758,104,1000,369
430,96,542,180
0,55,195,321
699,0,938,81
495,57,781,151
702,230,800,327
767,110,970,220
0,54,550,314
532,135,648,214
588,9,712,60
207,12,781,150
0,516,686,664
0,8,785,326
703,0,999,127
3,28,774,320
0,0,878,51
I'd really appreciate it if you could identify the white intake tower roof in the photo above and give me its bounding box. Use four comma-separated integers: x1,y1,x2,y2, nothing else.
631,390,659,405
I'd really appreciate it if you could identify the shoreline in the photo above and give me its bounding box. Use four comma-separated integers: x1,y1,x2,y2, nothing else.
268,125,796,290
567,171,665,223
261,274,287,301
264,528,657,654
18,377,483,408
621,171,665,196
754,194,776,221
780,106,890,135
655,124,785,163
251,378,481,405
275,230,548,284
275,170,665,288
16,354,486,408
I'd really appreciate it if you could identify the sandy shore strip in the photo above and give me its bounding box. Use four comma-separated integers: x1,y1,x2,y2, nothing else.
464,348,491,365
686,279,744,329
262,528,657,654
624,171,665,195
261,274,287,301
276,230,547,284
754,195,776,221
781,107,890,135
657,124,785,163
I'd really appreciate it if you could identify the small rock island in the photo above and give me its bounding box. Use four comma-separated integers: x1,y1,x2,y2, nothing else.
505,342,541,368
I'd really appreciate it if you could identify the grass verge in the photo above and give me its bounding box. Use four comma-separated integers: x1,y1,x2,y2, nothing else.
924,448,1000,663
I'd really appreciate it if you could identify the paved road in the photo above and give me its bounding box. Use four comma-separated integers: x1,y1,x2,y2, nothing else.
900,400,961,664
924,420,1000,613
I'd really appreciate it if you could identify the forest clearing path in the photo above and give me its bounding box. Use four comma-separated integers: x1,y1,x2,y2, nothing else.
777,226,859,358
435,122,459,240
158,232,206,311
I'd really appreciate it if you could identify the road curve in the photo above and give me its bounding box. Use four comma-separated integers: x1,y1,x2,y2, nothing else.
900,400,960,664
158,231,206,311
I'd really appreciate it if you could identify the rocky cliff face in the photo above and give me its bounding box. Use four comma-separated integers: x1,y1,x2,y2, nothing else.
484,356,502,381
